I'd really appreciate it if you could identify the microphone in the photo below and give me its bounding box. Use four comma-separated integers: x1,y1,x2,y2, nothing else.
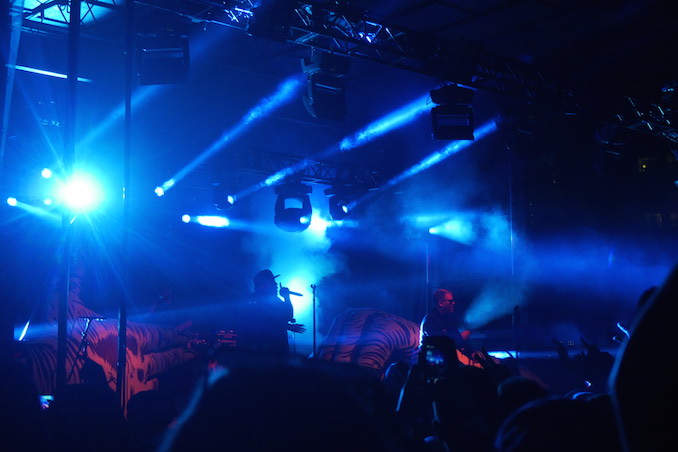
78,316,107,321
287,291,303,297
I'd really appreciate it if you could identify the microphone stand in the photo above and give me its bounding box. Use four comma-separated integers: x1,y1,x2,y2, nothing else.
311,284,317,357
68,317,94,382
512,305,520,360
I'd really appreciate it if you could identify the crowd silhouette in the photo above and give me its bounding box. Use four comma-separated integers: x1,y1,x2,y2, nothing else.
3,260,676,452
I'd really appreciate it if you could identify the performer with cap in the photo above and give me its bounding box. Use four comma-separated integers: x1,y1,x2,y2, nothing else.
237,270,305,355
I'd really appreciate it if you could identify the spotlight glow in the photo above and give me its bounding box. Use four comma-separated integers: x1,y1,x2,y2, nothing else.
18,320,30,341
7,197,18,206
58,173,103,211
429,216,476,245
182,214,191,223
41,168,53,179
155,186,166,197
306,214,329,237
195,215,230,228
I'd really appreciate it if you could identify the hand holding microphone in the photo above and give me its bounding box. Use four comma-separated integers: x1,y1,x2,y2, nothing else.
279,283,303,298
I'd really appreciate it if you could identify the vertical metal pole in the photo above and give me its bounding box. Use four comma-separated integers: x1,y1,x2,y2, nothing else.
116,0,135,409
507,143,520,359
0,0,19,177
425,238,430,316
0,0,13,360
57,0,81,395
311,284,317,356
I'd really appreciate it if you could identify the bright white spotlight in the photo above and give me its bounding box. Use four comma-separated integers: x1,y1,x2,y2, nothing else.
487,351,515,359
307,214,330,237
7,197,18,206
41,168,53,179
43,198,53,206
182,214,191,223
18,320,31,341
155,186,165,197
195,215,230,228
58,174,103,211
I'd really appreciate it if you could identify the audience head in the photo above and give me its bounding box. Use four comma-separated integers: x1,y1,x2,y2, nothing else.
160,357,402,452
495,395,621,452
0,357,51,451
497,376,549,420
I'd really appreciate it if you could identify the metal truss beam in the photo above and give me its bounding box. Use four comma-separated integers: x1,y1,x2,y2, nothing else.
132,0,578,107
231,149,383,189
21,0,578,106
21,0,122,28
615,95,678,145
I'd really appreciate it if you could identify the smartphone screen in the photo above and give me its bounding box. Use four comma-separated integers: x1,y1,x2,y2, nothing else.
425,349,445,366
39,395,53,410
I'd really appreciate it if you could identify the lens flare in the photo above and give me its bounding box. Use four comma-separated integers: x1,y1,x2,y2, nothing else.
57,173,104,211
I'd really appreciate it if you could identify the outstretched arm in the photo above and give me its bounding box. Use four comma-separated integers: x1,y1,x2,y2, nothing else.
288,323,306,333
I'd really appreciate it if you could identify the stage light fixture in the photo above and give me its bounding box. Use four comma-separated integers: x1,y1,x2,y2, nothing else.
329,197,350,220
431,105,475,140
302,53,350,121
214,183,237,210
274,181,313,232
430,85,475,105
430,84,475,140
325,186,356,221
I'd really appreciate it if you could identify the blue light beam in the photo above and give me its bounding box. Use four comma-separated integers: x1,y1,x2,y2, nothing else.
238,92,432,198
79,28,237,148
12,64,92,82
79,85,164,148
429,215,477,245
157,75,303,195
384,119,498,190
339,93,431,151
3,198,61,223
